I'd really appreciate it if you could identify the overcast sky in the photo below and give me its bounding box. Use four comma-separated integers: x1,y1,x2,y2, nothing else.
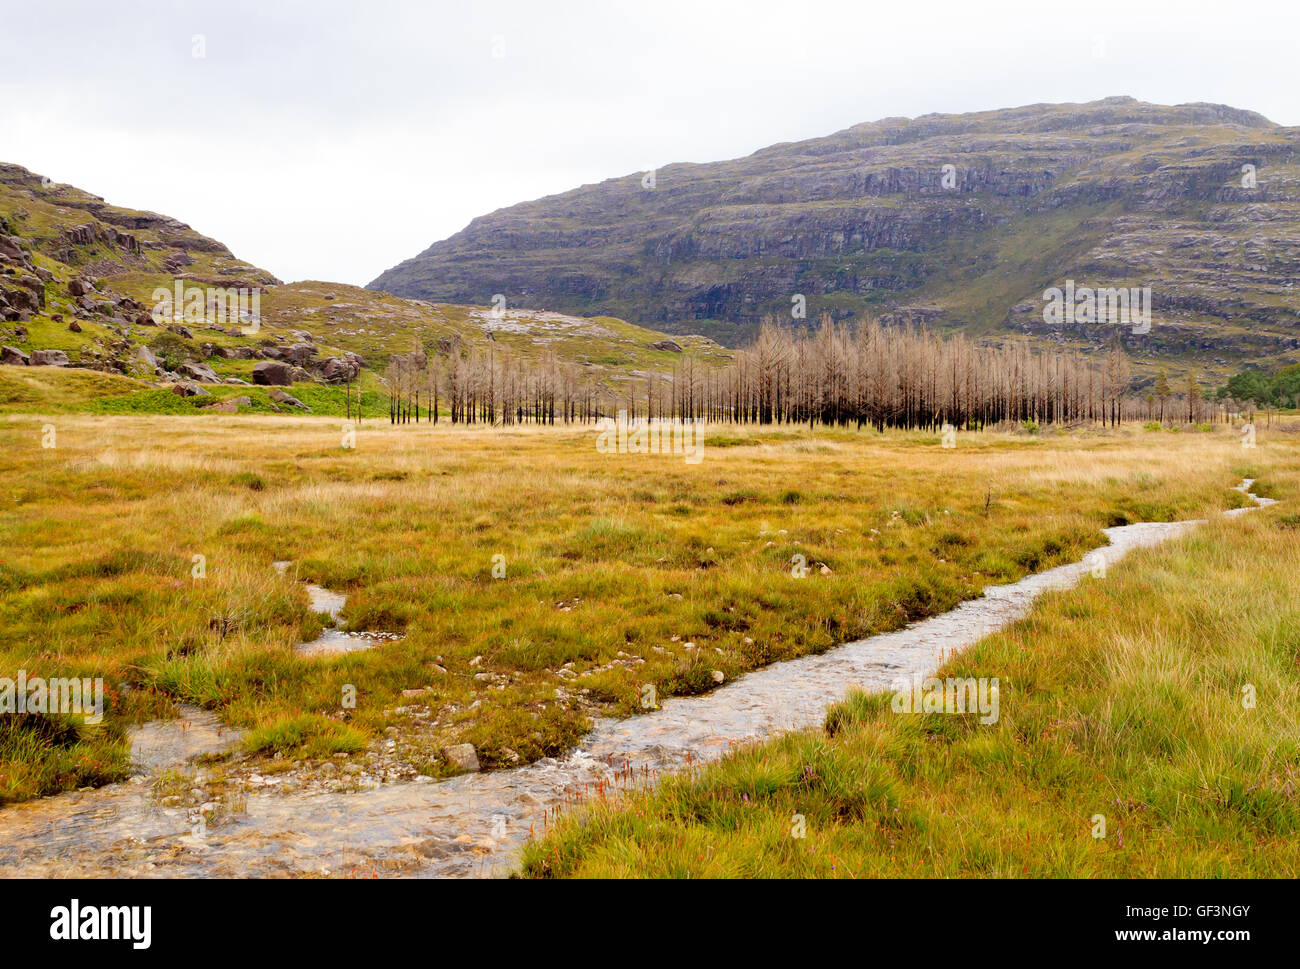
3,0,1297,286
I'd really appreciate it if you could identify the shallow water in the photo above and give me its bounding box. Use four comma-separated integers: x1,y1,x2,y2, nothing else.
273,560,402,656
128,704,243,773
0,485,1271,878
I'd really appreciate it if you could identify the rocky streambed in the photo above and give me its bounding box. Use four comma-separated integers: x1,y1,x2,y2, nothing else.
0,484,1273,878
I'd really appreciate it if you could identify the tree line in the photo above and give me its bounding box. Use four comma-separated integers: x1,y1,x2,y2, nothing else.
373,317,1238,429
1214,364,1300,411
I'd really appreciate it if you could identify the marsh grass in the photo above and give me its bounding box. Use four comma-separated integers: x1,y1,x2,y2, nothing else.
0,413,1285,804
518,472,1300,877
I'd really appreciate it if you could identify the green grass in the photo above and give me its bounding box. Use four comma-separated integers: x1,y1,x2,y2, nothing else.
517,473,1300,877
0,713,132,802
0,414,1289,806
242,714,366,759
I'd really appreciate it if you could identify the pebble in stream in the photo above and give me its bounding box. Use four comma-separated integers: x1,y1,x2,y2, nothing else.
0,484,1273,878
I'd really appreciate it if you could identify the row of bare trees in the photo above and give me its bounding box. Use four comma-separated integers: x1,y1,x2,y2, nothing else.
375,318,1227,429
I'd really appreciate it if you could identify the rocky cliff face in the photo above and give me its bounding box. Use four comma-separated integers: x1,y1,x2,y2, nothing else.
368,97,1300,373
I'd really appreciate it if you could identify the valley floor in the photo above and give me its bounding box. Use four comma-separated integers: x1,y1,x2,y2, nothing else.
520,475,1300,877
1,412,1295,877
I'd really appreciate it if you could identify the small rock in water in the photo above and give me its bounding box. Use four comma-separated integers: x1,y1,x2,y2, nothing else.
444,743,481,772
414,838,451,859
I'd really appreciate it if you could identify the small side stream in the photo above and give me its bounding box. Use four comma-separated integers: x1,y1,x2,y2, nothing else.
0,483,1273,877
273,560,402,656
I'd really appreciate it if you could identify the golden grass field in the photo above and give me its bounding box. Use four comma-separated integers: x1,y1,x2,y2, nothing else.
1,410,1294,866
520,504,1300,877
517,425,1300,878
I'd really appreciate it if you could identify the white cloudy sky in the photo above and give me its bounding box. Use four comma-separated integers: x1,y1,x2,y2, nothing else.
3,0,1296,286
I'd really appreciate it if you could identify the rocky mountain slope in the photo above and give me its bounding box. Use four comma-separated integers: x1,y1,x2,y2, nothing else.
0,163,726,410
369,97,1300,379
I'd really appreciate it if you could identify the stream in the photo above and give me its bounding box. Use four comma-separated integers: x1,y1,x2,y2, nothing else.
273,560,402,656
0,483,1273,878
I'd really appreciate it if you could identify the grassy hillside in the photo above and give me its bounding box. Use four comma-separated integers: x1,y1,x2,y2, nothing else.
0,163,729,413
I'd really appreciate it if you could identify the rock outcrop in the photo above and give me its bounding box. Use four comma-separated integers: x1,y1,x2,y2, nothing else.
252,361,293,385
30,349,69,366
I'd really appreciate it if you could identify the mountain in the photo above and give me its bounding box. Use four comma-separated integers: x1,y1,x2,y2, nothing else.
368,97,1300,380
0,163,726,409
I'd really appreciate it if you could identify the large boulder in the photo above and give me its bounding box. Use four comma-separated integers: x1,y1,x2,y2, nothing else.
443,744,480,773
30,349,69,366
171,382,210,397
0,235,27,263
280,342,317,366
319,355,362,383
252,360,293,385
177,361,220,383
136,345,157,368
1,345,29,366
15,274,46,310
1,282,41,316
267,387,311,411
201,395,251,414
650,339,683,353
